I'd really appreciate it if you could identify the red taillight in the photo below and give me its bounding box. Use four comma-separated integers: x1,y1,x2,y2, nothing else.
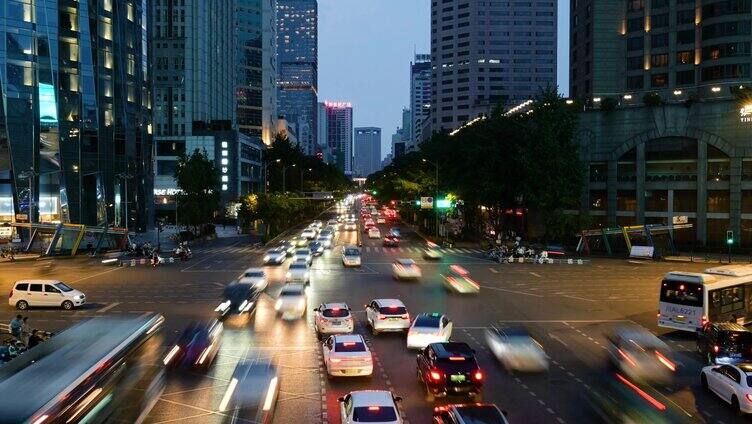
368,406,380,411
655,351,676,372
473,370,483,381
657,311,661,318
378,315,386,320
401,314,409,320
429,370,442,381
713,345,720,353
746,394,752,403
702,315,708,325
449,356,466,361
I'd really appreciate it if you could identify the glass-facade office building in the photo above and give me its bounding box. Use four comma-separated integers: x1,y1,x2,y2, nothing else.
0,0,152,229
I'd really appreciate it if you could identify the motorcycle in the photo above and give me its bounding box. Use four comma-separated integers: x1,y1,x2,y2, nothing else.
172,242,192,261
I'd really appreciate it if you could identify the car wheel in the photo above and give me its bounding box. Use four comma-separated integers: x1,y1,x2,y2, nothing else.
16,300,28,310
62,300,74,310
701,373,709,391
732,395,742,416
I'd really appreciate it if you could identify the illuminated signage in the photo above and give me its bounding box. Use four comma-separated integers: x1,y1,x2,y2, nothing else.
741,105,752,123
38,83,58,124
154,188,183,196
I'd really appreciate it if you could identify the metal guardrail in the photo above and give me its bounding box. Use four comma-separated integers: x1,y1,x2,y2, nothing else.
489,257,591,265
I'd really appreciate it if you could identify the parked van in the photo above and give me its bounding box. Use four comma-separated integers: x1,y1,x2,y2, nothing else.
9,280,86,310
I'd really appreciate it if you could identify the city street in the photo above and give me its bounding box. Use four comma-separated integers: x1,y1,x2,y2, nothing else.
0,212,744,423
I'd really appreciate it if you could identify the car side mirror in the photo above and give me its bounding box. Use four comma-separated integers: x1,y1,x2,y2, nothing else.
313,307,319,312
337,397,344,403
364,304,369,308
394,396,403,402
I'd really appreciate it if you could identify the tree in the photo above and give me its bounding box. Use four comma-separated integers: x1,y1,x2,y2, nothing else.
265,134,351,193
174,149,221,230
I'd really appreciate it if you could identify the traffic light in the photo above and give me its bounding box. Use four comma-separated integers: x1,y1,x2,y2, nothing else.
727,230,734,245
371,190,378,195
436,199,452,209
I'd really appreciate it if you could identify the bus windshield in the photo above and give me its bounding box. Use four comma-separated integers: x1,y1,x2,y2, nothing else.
659,280,703,307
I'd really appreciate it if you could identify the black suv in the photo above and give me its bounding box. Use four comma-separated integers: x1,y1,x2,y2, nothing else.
697,322,752,364
417,342,483,401
433,404,508,424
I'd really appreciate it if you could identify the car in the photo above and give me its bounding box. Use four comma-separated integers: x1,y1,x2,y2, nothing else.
377,217,386,224
392,259,422,280
294,237,310,247
443,265,480,294
274,284,307,319
238,267,268,291
417,342,484,401
344,221,357,231
308,241,325,256
368,227,381,239
701,362,752,415
219,360,279,424
301,228,317,240
387,228,401,238
364,219,375,227
423,242,443,260
365,299,410,335
383,236,400,247
338,390,403,424
286,261,311,285
263,248,287,265
216,283,261,317
293,248,313,265
342,246,362,267
278,241,296,257
606,326,675,384
9,280,86,310
314,303,354,338
432,404,509,424
323,334,373,377
163,320,223,370
485,325,549,373
407,313,453,349
311,220,323,229
698,322,752,364
327,219,339,227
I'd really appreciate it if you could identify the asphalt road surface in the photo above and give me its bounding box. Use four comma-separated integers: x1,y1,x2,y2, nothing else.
0,210,743,423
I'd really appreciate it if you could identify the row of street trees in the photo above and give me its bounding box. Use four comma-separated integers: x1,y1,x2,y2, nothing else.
368,89,588,244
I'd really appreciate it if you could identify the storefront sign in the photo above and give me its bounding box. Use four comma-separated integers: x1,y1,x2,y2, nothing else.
420,197,433,209
15,214,28,223
672,215,688,225
153,188,182,196
0,227,12,238
740,105,752,123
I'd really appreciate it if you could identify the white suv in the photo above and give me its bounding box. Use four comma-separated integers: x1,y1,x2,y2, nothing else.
314,303,354,339
365,299,410,335
9,280,86,310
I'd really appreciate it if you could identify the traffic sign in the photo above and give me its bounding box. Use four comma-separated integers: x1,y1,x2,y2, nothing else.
420,197,433,209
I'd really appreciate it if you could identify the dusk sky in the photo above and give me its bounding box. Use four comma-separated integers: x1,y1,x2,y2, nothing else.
318,1,570,159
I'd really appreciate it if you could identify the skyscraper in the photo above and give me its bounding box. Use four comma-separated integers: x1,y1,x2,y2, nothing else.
316,102,329,161
354,127,382,177
277,0,318,155
235,0,278,145
0,0,152,229
430,1,557,132
151,0,264,223
323,102,353,176
410,54,431,150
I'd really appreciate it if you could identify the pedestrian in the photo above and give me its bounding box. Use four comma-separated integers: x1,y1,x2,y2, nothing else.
21,317,30,346
27,330,42,349
9,315,22,340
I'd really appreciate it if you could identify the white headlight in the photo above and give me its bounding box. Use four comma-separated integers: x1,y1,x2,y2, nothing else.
297,299,306,309
286,272,292,279
263,256,270,261
275,299,283,310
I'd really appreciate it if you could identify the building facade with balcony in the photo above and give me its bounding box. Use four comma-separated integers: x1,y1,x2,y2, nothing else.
0,0,153,231
573,0,752,247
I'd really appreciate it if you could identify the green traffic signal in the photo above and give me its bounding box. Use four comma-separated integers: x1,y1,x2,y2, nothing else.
727,230,734,245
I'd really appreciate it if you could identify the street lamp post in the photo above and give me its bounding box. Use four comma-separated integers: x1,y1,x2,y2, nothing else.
264,159,282,194
422,158,440,238
282,164,296,193
300,167,312,192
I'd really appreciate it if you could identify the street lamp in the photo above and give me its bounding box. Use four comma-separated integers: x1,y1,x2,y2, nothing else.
301,167,312,192
422,158,440,238
282,163,296,193
263,159,282,194
116,172,134,230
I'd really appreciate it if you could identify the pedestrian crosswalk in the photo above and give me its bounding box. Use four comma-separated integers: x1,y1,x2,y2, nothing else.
194,245,264,255
361,246,485,254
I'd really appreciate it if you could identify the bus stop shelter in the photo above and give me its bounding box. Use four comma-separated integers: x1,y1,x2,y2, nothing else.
576,223,693,258
8,223,130,256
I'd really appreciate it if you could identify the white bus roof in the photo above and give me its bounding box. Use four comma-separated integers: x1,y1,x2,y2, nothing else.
704,265,752,277
665,265,752,287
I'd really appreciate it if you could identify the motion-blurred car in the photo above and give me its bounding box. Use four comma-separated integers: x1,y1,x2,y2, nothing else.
368,227,381,239
294,237,310,247
263,249,287,265
314,302,354,338
701,362,752,415
286,260,311,285
443,265,479,294
377,216,386,224
383,235,400,247
219,360,279,424
417,342,484,401
323,334,373,377
164,320,223,370
433,404,509,424
278,241,296,256
485,325,548,373
338,390,403,424
238,267,268,291
607,326,675,385
311,220,323,229
308,241,325,256
344,221,357,231
301,228,317,240
293,248,313,265
407,313,453,349
365,299,410,335
342,246,362,267
274,284,307,320
388,228,401,238
216,283,261,318
392,259,422,280
423,243,444,260
327,219,339,227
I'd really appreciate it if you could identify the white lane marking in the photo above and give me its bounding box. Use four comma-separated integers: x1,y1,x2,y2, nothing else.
72,266,121,282
548,332,569,347
480,285,544,297
529,272,542,278
489,268,499,273
562,294,596,302
97,302,121,313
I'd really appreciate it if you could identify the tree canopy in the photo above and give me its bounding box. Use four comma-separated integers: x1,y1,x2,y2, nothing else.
265,135,351,193
174,148,221,228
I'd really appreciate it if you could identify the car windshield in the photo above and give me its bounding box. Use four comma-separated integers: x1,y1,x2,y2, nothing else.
296,250,310,255
352,406,397,422
290,264,307,270
245,271,264,278
456,405,504,423
378,306,407,315
345,248,360,256
280,288,304,297
55,283,74,292
323,308,350,318
266,250,281,255
414,315,441,328
335,341,366,352
224,284,254,300
397,259,414,266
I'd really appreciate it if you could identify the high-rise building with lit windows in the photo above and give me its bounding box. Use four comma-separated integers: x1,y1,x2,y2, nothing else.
430,0,557,133
410,54,431,150
323,102,353,176
277,0,318,155
354,127,381,177
0,0,152,230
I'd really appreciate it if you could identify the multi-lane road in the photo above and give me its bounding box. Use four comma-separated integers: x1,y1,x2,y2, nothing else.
0,209,745,423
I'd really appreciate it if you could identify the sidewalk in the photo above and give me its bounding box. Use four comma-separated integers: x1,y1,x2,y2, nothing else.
664,252,752,264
